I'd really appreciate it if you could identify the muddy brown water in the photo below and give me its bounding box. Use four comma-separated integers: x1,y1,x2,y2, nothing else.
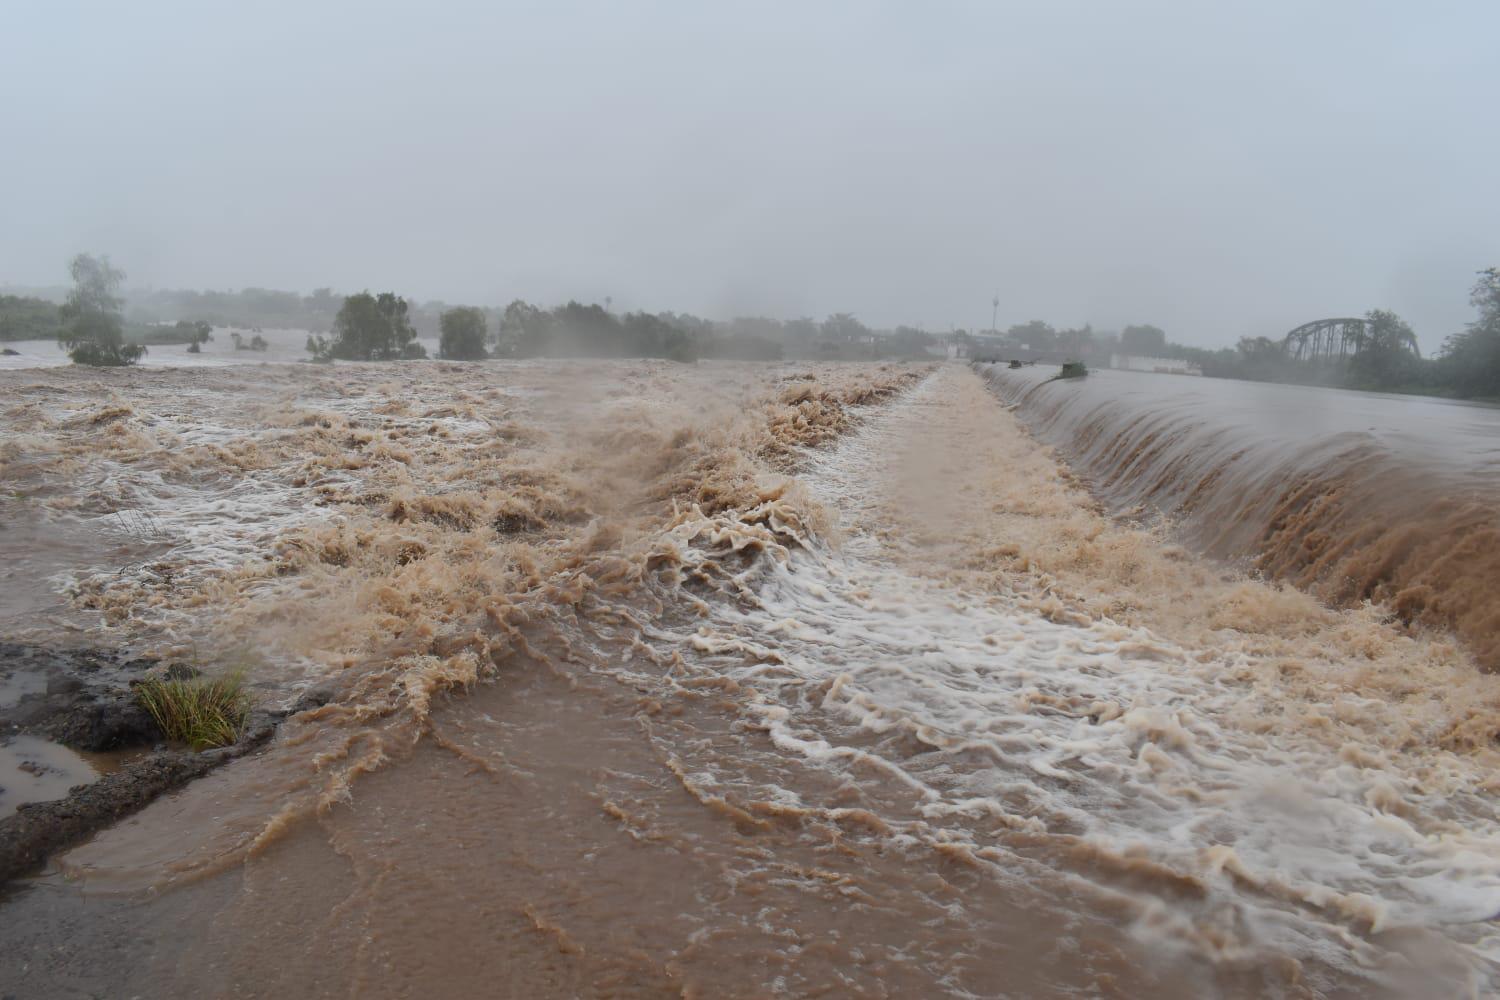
981,364,1500,670
0,640,1343,998
1,361,1498,997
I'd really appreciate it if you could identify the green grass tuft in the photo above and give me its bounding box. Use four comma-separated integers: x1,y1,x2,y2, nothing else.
135,671,250,750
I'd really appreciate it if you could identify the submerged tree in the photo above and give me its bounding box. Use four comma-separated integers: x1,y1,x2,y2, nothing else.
57,253,144,366
439,306,488,359
307,291,426,361
176,319,213,345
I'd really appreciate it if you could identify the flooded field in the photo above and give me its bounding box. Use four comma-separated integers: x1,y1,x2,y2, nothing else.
0,327,412,372
2,359,1499,997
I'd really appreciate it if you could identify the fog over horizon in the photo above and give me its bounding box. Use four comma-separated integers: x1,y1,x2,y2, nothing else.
5,1,1497,352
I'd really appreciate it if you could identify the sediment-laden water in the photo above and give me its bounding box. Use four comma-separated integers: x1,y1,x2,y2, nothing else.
2,361,1498,997
980,364,1500,671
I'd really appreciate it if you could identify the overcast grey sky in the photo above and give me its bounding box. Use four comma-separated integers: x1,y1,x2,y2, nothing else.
4,1,1497,350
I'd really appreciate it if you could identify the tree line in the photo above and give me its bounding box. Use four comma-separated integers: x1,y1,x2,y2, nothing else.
320,298,942,363
28,251,1500,399
31,255,945,366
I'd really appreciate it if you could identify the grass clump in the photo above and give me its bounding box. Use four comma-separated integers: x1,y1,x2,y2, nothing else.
135,671,250,750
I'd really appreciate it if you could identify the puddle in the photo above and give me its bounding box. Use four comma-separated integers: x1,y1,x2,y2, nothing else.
0,735,106,818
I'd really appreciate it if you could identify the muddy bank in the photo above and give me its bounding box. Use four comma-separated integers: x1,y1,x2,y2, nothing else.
1,642,158,751
0,641,325,883
1,731,251,883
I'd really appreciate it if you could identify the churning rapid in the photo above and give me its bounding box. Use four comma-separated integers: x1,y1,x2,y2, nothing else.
3,360,1500,998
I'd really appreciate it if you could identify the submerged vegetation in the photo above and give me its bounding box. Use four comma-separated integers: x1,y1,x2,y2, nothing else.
120,319,215,347
56,254,144,367
229,331,268,351
135,671,249,750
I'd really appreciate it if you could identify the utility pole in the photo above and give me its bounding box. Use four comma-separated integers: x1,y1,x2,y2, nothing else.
991,295,999,336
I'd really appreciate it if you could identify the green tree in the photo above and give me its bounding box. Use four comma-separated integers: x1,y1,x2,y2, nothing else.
176,320,213,344
783,317,818,349
58,253,144,366
1120,324,1167,355
439,306,488,359
820,313,869,343
622,311,698,361
1349,309,1421,387
175,320,212,353
888,325,934,357
307,292,425,361
1438,269,1500,398
1230,335,1294,381
551,301,621,355
497,300,551,357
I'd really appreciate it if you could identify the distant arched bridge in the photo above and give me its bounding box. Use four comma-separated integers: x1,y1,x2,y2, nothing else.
1282,317,1369,363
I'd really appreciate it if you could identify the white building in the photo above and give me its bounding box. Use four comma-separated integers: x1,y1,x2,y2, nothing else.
1110,353,1203,376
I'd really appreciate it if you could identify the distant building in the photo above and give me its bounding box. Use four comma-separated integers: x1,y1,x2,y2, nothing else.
942,334,1009,361
1110,353,1202,376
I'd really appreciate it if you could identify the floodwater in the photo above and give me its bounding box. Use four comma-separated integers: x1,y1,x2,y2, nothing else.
1,360,1499,997
0,735,102,819
980,365,1500,669
0,326,440,371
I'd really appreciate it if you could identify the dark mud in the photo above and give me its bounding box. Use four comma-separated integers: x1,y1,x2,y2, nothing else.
1,642,158,751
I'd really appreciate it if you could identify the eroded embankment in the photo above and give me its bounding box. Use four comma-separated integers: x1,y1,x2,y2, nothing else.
979,364,1500,670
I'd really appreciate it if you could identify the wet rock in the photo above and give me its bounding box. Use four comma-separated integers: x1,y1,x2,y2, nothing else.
289,686,335,712
162,663,202,681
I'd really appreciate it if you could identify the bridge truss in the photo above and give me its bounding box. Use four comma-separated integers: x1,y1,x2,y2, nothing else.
1282,318,1368,363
